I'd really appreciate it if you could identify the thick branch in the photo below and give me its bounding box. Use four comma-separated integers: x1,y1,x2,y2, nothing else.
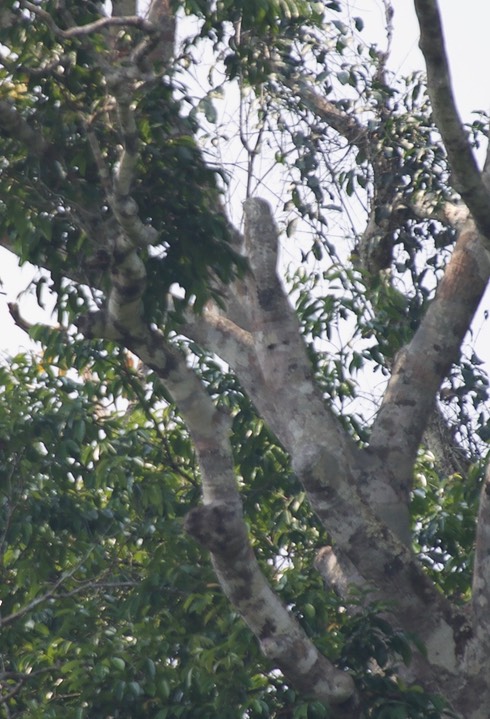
113,96,139,198
86,101,158,248
106,80,161,245
76,205,357,713
469,465,490,675
414,0,490,244
142,0,175,66
369,221,490,502
241,198,356,456
282,73,369,152
185,503,357,715
181,305,255,365
86,321,358,714
203,200,471,679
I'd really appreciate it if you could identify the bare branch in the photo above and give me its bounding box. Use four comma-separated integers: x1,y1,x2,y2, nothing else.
241,198,355,454
369,221,490,501
282,73,369,151
181,305,255,362
19,1,152,38
7,302,32,334
414,0,490,243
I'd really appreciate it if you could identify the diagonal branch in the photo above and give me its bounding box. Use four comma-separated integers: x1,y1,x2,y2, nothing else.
413,0,490,243
130,329,357,713
0,555,98,628
282,72,369,152
369,220,490,502
76,234,358,715
19,1,152,38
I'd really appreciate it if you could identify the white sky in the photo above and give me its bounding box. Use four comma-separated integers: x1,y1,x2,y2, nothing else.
1,2,490,361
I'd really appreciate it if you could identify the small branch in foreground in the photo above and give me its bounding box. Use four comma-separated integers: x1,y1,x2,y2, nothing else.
7,303,32,335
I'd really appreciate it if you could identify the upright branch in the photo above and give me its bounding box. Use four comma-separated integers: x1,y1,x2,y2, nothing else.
203,201,470,688
470,464,490,676
414,0,490,243
78,213,359,718
241,199,356,458
104,74,159,247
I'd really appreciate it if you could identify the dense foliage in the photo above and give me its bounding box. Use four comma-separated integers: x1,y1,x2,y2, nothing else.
0,342,455,719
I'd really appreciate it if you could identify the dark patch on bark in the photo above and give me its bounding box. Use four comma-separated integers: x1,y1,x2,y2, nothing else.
84,249,111,273
379,524,390,541
398,397,417,407
407,561,439,605
440,603,473,658
259,618,277,639
112,244,132,265
144,360,164,374
383,553,403,577
226,573,254,603
148,338,178,378
185,504,246,558
76,311,103,338
257,287,277,309
433,358,451,376
452,614,473,658
112,278,143,301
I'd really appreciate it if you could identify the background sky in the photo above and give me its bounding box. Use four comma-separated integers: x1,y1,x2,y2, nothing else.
1,1,490,360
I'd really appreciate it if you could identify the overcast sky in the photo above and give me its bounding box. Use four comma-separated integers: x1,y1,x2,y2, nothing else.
1,2,490,358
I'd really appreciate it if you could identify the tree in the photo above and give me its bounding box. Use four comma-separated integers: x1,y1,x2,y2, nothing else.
0,0,489,717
